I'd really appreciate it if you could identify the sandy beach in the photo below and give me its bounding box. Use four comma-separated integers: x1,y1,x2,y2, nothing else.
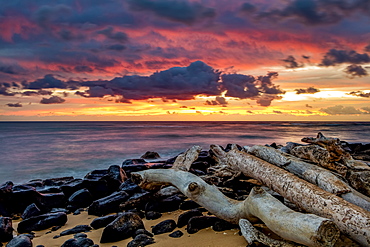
11,210,247,247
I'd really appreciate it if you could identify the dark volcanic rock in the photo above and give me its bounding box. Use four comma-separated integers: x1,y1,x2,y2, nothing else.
82,179,110,200
127,234,155,247
88,191,129,216
0,217,13,242
5,234,32,247
0,181,13,194
177,209,203,228
21,203,42,220
145,195,183,213
187,216,218,234
145,211,162,220
119,179,143,195
179,200,200,210
212,219,238,231
169,230,183,238
39,192,66,210
134,229,153,237
90,215,118,229
68,189,93,210
17,212,67,233
104,165,127,190
60,179,85,198
151,219,176,235
100,212,144,243
61,236,94,247
122,159,147,166
43,177,74,187
121,165,149,176
8,189,42,214
119,191,153,211
60,225,92,236
141,151,161,160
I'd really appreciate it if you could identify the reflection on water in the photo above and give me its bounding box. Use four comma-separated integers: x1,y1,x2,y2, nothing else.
0,121,369,183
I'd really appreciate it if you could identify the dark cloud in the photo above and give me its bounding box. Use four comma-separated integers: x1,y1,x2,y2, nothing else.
127,0,216,25
240,3,256,13
22,89,53,96
205,96,228,106
348,91,370,98
344,64,368,78
365,44,370,52
33,4,72,28
24,75,79,90
6,103,22,107
273,110,283,114
320,105,364,115
220,74,258,98
295,86,320,94
74,65,94,73
256,95,282,107
0,62,27,75
0,85,16,96
320,49,370,66
282,55,303,68
40,95,65,104
97,27,128,43
107,44,126,51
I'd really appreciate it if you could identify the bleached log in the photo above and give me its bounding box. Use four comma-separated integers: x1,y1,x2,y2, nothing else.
239,219,304,247
248,145,370,211
132,169,339,246
210,144,370,246
172,145,202,171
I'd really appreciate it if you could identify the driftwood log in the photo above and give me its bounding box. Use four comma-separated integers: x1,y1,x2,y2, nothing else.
210,144,370,246
132,169,339,246
248,145,370,211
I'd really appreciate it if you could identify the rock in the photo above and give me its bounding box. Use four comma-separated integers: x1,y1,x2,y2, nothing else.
179,200,200,210
177,209,203,228
82,179,110,200
212,219,238,231
155,186,180,198
145,211,162,220
68,188,93,210
0,181,13,194
151,219,176,235
119,192,153,211
145,195,183,213
119,179,143,195
147,163,172,169
61,237,94,247
121,165,149,177
60,179,85,198
122,159,147,166
39,192,66,210
50,208,69,214
134,229,153,237
127,234,155,247
90,215,118,229
88,191,129,216
36,187,62,194
8,189,42,214
17,212,67,233
141,151,161,160
100,212,144,243
187,216,218,234
5,234,32,247
21,203,42,220
169,230,183,238
60,225,92,236
43,177,74,187
0,217,13,242
73,233,87,238
105,165,127,189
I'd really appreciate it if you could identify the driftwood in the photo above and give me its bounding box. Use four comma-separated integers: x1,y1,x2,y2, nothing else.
248,145,370,211
210,144,370,246
172,145,202,171
132,169,339,246
291,133,370,196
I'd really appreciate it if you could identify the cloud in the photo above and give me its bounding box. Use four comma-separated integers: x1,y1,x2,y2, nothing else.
6,103,22,107
0,85,16,96
256,95,282,107
295,86,320,94
97,27,128,43
240,3,256,13
24,75,79,90
305,104,313,108
344,64,368,78
74,65,94,73
348,91,370,98
273,110,283,114
320,105,364,115
0,62,27,75
127,0,216,25
22,90,53,96
282,55,303,68
320,49,370,66
362,107,370,113
205,96,228,106
107,44,126,51
40,95,66,104
33,4,72,29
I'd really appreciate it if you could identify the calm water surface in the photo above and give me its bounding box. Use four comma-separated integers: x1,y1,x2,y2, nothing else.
0,121,369,184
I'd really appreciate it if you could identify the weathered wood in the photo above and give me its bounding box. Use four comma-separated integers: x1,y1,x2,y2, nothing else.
210,144,370,246
132,169,339,246
248,145,370,211
239,219,304,247
172,145,202,171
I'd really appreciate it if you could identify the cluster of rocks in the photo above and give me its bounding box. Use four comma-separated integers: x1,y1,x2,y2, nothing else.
0,149,248,246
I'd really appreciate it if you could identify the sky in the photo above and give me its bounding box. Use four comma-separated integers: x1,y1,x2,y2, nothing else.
0,0,369,121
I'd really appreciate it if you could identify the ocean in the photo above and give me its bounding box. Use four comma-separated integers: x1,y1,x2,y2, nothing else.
0,121,369,184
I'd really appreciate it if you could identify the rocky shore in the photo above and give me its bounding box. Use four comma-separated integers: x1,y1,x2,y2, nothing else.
0,133,369,247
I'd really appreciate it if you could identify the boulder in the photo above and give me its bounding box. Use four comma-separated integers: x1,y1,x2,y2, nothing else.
90,215,118,229
186,216,218,234
179,200,200,210
21,203,42,220
8,189,42,214
60,179,85,198
100,212,144,243
104,165,127,190
17,212,67,233
177,209,203,228
119,179,143,195
88,191,129,216
121,165,149,177
212,219,238,231
151,219,176,235
119,191,153,211
122,159,147,166
141,151,161,160
67,189,93,210
0,181,13,194
145,211,162,220
145,194,183,213
0,217,13,242
134,229,153,237
39,193,66,210
127,234,155,247
82,179,110,200
59,225,92,236
42,177,74,187
61,236,94,247
5,234,32,247
169,230,183,238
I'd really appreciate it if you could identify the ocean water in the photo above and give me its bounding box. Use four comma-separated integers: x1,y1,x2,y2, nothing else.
0,121,369,184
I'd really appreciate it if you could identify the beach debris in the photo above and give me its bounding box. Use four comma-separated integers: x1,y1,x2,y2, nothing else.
0,217,13,242
88,191,129,216
5,234,32,247
141,151,161,160
100,212,144,243
17,212,67,233
151,219,176,235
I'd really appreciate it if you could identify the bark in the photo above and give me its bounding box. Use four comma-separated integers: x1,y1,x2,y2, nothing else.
210,144,370,246
248,145,370,211
132,169,339,247
172,145,202,171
